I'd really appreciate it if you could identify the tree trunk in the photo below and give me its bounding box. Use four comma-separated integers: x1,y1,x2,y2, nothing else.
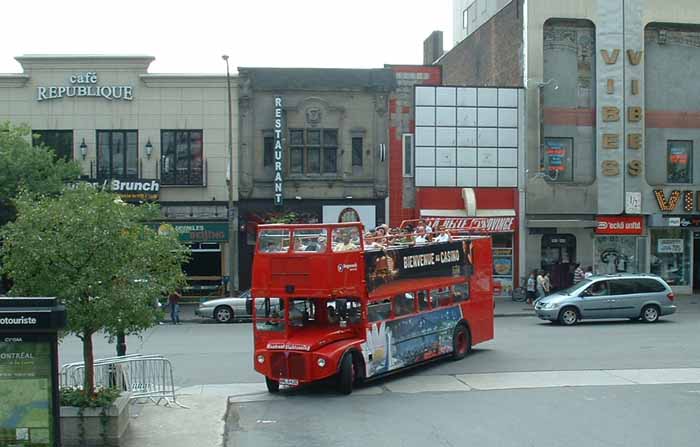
83,331,95,396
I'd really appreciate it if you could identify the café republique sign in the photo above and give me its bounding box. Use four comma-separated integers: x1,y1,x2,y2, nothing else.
37,71,134,102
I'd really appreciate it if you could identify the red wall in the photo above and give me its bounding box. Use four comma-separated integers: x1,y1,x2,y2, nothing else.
416,188,517,211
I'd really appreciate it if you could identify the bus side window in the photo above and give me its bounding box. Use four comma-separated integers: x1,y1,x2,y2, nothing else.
393,293,414,317
431,288,451,307
368,300,391,322
417,290,430,311
453,282,470,302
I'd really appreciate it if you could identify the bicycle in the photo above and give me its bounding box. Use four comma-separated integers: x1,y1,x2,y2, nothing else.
511,277,528,302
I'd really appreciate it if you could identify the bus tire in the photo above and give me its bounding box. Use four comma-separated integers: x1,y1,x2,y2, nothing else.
452,324,471,360
337,354,354,395
265,376,279,393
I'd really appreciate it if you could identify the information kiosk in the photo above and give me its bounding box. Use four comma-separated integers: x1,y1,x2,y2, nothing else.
0,297,66,447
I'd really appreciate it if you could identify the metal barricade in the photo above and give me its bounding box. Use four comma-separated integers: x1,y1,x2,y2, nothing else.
60,354,187,408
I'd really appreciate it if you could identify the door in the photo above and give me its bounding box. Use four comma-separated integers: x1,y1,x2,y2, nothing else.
541,234,576,290
578,280,611,318
607,279,640,318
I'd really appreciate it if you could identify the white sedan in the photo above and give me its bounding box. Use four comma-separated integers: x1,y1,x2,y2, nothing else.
195,289,252,323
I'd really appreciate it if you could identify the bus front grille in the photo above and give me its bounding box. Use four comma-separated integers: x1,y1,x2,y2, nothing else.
269,352,307,379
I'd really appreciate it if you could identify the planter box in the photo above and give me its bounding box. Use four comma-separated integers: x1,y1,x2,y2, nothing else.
60,394,131,447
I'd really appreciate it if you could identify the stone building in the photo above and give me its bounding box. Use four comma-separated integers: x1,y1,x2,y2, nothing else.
236,67,395,289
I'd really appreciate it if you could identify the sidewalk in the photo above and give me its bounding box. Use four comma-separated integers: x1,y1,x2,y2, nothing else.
172,294,700,323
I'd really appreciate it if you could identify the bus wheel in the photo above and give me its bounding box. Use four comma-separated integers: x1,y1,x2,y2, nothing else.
265,376,279,393
452,325,471,360
337,354,354,395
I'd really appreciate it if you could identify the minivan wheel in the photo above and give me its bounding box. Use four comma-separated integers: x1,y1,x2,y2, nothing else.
214,306,234,323
558,307,579,326
641,305,660,323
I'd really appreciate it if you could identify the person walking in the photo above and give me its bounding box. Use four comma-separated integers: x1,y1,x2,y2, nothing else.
168,289,182,324
536,270,546,299
526,270,537,305
573,263,585,284
543,272,552,295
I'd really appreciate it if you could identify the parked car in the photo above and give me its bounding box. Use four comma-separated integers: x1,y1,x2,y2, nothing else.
534,274,677,326
195,289,252,323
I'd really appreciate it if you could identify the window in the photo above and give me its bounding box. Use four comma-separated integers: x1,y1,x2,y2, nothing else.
584,281,609,296
32,130,73,160
543,137,574,182
254,297,285,331
418,290,430,310
263,135,274,167
462,9,468,29
289,128,338,174
431,288,451,307
667,140,692,183
393,293,415,317
97,130,137,179
609,279,638,296
352,137,363,167
332,227,361,252
289,299,316,327
161,130,204,185
453,283,470,302
636,278,666,293
329,299,362,325
258,229,291,253
403,134,414,177
368,300,391,322
293,229,327,253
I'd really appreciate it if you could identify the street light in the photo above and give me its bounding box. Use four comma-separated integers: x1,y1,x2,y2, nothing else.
222,54,238,296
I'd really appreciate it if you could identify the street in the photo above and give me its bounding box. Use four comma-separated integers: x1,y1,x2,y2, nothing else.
58,300,700,446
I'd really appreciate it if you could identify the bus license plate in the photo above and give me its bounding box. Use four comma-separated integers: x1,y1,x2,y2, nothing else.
279,378,299,386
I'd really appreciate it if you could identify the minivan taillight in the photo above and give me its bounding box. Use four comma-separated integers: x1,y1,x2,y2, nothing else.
667,292,675,301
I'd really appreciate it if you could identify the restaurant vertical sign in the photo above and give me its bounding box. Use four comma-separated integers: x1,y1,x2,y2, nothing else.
273,96,284,207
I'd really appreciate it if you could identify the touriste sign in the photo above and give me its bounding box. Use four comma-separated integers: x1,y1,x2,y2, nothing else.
37,71,133,102
595,216,643,235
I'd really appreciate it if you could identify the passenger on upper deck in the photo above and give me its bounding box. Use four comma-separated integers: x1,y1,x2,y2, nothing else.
334,232,359,251
434,226,452,243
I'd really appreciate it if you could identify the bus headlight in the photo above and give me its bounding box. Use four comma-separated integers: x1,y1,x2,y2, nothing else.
257,355,265,364
317,358,326,368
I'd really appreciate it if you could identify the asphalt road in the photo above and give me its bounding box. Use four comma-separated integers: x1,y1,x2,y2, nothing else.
59,308,700,386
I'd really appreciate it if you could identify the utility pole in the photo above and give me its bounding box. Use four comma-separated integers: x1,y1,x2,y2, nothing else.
222,55,239,296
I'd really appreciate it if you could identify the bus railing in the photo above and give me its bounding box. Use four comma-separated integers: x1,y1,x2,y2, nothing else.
60,353,187,408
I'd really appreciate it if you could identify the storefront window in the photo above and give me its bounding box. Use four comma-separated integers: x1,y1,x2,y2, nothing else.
594,236,644,275
492,233,514,297
543,137,574,182
651,229,691,287
667,140,692,183
161,130,204,185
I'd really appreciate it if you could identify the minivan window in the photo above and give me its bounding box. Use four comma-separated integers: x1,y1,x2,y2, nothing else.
610,279,638,296
636,278,666,293
584,281,609,296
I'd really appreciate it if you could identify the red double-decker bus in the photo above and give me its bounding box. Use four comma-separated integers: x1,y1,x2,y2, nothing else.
252,223,494,394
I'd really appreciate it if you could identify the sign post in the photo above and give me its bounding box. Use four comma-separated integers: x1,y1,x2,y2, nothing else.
0,298,66,447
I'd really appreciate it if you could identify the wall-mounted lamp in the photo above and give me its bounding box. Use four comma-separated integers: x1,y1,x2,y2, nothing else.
145,139,153,159
79,138,87,160
535,78,559,90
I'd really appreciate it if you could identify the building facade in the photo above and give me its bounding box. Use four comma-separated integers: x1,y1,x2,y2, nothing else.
442,0,700,293
0,55,239,298
236,67,394,289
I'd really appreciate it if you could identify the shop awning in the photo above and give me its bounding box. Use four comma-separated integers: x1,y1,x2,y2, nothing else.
527,219,598,228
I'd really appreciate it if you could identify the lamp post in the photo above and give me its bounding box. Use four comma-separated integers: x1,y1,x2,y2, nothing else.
222,54,238,296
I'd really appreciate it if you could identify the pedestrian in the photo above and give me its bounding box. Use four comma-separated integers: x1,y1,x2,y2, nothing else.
573,263,585,284
536,270,546,298
543,272,552,295
168,289,182,324
526,270,537,305
584,266,593,279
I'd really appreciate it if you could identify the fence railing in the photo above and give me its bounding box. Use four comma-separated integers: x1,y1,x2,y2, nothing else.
60,353,187,408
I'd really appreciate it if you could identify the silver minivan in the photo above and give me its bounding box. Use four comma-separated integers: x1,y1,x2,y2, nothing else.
534,274,677,325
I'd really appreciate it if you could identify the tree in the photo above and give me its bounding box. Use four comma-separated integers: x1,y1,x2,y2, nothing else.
0,185,189,396
0,122,81,225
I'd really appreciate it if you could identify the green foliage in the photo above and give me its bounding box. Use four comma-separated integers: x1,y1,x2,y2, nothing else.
0,122,81,224
60,387,120,409
0,184,189,392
